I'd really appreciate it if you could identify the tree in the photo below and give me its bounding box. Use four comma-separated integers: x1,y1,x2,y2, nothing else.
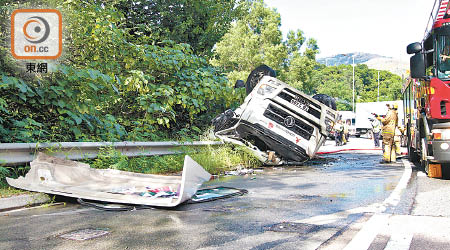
211,0,287,84
280,30,321,93
211,0,321,94
117,0,243,57
0,0,239,142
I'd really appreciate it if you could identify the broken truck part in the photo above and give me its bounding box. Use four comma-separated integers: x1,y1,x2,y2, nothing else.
212,65,337,164
6,153,211,207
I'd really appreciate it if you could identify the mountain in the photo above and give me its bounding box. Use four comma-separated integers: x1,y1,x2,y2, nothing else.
363,57,409,77
317,52,408,76
317,52,385,66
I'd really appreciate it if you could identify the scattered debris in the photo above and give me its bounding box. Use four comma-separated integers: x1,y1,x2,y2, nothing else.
189,187,248,203
7,153,211,207
224,168,254,176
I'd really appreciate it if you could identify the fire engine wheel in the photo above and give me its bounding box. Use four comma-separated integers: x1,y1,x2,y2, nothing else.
245,65,276,95
408,145,419,163
312,94,337,110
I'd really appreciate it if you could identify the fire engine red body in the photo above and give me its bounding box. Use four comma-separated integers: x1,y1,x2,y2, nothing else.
405,1,450,176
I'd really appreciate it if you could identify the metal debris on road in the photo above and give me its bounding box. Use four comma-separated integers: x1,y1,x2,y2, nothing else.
7,153,211,207
224,168,254,176
189,187,248,203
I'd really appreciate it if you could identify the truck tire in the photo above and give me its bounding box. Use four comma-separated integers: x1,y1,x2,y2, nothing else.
211,109,237,132
312,94,337,110
408,145,419,163
245,65,276,95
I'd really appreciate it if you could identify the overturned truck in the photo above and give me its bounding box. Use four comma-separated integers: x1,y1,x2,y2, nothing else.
213,65,337,165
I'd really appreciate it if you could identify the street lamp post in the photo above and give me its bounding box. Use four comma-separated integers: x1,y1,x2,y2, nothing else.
377,71,380,102
352,55,355,113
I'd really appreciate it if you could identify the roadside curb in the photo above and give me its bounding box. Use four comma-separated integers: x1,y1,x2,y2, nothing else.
0,193,50,211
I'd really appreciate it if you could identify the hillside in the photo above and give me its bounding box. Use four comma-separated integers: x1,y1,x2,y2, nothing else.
317,52,408,76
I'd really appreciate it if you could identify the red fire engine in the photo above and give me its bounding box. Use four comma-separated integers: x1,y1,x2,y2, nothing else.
405,0,450,176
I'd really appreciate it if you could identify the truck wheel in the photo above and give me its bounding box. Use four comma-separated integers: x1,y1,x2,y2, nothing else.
211,109,237,132
245,65,276,95
408,145,419,163
312,94,337,110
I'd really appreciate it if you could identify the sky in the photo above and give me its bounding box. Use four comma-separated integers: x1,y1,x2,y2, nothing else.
265,0,436,60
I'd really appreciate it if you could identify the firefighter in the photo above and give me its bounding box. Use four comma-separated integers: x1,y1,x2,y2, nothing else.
370,118,381,147
377,104,398,163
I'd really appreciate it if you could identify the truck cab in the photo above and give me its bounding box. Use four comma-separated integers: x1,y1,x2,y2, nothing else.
212,66,337,164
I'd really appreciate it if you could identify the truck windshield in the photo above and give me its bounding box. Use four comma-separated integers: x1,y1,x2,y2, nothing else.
437,35,450,79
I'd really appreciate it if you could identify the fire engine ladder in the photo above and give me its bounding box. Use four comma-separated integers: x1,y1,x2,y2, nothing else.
425,0,450,37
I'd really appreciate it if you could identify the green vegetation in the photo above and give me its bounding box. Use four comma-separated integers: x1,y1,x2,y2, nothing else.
0,1,241,143
87,145,260,175
311,64,403,110
211,0,320,88
0,164,31,197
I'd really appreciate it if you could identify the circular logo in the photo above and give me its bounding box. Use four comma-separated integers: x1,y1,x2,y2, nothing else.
23,16,50,44
284,116,295,128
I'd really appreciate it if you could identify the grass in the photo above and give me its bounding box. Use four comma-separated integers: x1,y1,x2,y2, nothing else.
86,144,260,175
0,144,261,198
0,165,31,198
0,186,30,198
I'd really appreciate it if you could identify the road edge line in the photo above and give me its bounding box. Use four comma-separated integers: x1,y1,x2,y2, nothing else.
342,158,413,250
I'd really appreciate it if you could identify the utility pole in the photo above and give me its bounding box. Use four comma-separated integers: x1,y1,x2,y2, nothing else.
377,71,380,102
352,55,355,113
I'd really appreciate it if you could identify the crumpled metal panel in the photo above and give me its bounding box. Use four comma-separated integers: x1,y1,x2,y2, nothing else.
7,153,211,207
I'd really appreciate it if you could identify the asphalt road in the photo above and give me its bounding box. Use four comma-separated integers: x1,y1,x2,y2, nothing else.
1,138,448,250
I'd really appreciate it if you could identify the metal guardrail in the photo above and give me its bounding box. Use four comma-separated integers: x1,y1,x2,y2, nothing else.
0,141,224,165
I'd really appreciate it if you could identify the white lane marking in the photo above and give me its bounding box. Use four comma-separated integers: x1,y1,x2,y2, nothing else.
342,213,390,250
417,171,427,177
382,159,412,207
294,203,384,226
384,231,414,250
